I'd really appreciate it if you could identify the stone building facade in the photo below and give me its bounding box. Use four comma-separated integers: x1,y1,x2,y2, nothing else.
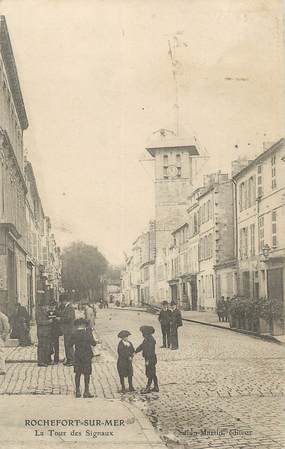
0,16,29,316
0,16,61,319
166,172,234,311
121,221,155,306
233,139,285,316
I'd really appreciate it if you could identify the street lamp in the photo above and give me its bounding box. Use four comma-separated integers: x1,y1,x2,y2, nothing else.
262,244,271,261
261,244,271,296
261,244,272,332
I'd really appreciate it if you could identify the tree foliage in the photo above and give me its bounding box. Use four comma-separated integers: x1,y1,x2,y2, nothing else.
62,241,109,301
107,264,123,284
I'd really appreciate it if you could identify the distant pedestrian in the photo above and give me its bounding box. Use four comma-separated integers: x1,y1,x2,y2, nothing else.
59,294,75,366
220,297,227,322
158,301,171,348
0,308,10,375
36,304,53,367
169,302,182,350
135,325,159,393
216,297,224,322
225,297,231,322
117,330,135,393
70,318,97,398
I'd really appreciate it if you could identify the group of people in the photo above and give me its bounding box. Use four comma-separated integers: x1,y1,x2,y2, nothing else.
216,296,231,322
0,296,183,397
36,294,97,368
158,301,183,350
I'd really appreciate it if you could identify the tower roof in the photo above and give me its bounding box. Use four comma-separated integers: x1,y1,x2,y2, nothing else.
146,128,199,157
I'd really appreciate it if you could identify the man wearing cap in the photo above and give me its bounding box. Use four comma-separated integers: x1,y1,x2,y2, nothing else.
135,326,159,393
36,304,53,367
158,301,171,348
169,302,182,350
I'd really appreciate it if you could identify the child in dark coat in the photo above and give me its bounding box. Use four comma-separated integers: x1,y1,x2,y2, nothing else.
135,325,159,393
70,318,97,398
117,330,135,393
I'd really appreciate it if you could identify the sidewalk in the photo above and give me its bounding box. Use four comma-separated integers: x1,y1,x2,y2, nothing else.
0,395,166,449
114,306,285,345
182,310,285,344
182,309,229,328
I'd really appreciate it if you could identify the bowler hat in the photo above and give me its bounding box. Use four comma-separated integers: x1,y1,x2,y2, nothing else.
118,330,131,338
162,300,168,306
139,325,155,335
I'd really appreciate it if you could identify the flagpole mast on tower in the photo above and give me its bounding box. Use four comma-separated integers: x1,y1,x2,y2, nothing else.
167,33,188,136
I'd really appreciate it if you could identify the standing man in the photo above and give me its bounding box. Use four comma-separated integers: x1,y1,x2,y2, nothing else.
0,308,10,375
60,293,75,366
216,298,223,322
169,301,183,350
36,304,53,367
48,302,63,364
158,301,171,348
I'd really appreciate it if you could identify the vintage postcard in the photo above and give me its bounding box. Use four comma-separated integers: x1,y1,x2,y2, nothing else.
0,1,284,448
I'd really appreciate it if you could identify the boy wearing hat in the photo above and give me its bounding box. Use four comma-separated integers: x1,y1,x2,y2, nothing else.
70,318,98,398
117,330,135,393
135,326,159,393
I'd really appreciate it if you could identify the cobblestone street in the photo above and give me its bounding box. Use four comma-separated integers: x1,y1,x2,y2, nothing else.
1,308,285,449
97,309,285,449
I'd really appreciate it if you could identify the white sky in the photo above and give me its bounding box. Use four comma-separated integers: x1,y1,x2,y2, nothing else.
1,0,284,264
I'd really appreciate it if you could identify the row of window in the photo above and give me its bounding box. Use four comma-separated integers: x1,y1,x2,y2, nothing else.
239,176,256,211
239,158,278,211
198,233,213,261
198,274,215,301
188,201,213,238
240,210,278,259
171,246,199,278
239,224,255,259
0,60,23,164
199,199,213,225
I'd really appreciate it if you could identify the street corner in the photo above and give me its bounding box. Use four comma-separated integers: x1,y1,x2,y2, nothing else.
0,395,166,449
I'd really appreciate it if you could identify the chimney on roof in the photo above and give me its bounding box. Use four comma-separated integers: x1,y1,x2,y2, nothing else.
203,171,229,187
231,157,251,177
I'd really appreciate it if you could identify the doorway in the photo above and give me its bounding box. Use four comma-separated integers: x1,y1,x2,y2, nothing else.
190,276,198,310
7,249,17,317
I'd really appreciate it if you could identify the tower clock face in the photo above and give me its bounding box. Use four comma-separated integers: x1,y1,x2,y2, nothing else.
167,165,178,178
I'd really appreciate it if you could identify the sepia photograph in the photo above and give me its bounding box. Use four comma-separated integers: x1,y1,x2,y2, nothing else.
0,1,284,448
